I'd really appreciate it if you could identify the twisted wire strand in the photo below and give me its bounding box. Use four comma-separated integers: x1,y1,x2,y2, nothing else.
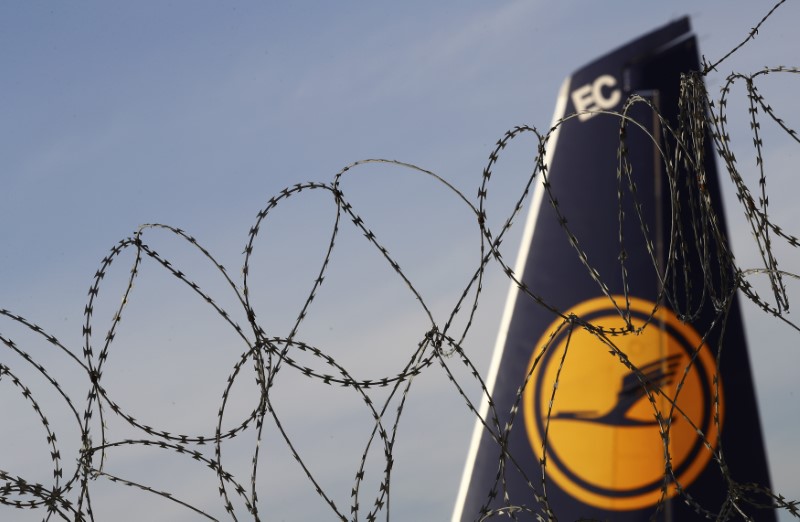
1,3,798,520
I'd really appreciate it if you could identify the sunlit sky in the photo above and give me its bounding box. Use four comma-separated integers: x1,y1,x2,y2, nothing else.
2,2,799,520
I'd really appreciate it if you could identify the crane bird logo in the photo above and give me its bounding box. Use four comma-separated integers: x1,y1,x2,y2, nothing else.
523,296,723,511
552,353,682,427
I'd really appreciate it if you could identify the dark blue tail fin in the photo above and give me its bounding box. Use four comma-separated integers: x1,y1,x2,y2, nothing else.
452,17,774,522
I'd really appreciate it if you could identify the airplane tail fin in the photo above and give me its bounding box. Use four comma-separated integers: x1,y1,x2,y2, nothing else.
452,17,774,522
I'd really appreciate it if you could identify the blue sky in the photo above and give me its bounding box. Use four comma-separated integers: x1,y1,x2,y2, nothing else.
2,2,799,520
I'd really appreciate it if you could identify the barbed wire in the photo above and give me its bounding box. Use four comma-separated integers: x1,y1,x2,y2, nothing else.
1,3,799,521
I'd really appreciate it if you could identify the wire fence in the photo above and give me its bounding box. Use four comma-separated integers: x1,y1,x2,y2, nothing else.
1,2,798,520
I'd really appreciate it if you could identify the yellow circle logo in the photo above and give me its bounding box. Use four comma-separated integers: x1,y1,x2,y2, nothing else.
523,296,723,511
